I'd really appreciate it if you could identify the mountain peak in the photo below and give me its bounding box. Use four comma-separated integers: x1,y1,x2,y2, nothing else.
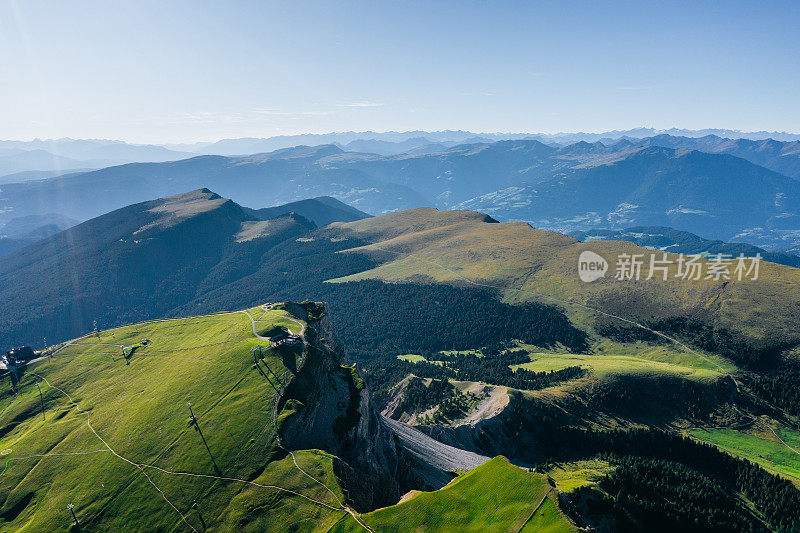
136,189,239,235
162,187,222,201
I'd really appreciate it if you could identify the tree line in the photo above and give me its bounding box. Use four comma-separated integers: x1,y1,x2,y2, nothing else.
554,428,800,532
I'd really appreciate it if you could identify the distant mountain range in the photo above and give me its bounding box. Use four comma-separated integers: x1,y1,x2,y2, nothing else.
3,128,799,180
0,144,429,223
0,139,192,177
164,128,800,155
622,134,800,180
454,144,800,249
3,133,800,250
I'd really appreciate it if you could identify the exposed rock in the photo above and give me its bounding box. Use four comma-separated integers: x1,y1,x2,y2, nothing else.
277,304,417,511
278,302,497,510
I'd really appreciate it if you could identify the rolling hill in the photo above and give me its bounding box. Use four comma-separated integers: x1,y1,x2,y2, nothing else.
323,206,800,354
4,193,800,530
6,191,800,369
0,190,372,348
3,301,547,531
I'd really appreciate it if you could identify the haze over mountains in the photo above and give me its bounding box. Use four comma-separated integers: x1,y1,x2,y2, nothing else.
3,132,800,252
0,213,79,258
0,139,193,176
4,127,800,176
150,127,800,154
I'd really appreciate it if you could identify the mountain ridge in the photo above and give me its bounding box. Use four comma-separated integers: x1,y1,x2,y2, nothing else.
3,137,800,251
0,190,359,347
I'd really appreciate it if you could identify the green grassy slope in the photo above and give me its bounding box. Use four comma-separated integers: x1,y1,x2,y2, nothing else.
331,456,574,532
510,351,719,381
544,460,616,493
0,307,352,532
519,496,573,533
325,209,800,353
689,428,800,482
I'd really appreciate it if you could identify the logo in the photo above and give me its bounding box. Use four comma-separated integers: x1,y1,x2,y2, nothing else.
578,250,608,283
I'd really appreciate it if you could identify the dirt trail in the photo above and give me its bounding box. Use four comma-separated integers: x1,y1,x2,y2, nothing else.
4,307,356,531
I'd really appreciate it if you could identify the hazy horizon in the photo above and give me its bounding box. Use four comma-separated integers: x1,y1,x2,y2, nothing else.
5,125,800,147
2,0,798,144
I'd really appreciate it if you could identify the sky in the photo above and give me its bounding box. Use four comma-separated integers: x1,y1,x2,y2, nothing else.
1,0,799,143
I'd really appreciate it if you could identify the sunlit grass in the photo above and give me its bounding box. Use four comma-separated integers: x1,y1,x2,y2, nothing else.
689,427,800,482
0,306,350,532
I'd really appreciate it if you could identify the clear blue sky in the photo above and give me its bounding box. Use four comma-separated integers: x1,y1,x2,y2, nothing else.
1,0,798,143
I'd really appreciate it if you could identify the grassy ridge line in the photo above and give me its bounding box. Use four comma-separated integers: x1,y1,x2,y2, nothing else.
519,496,574,532
336,236,800,458
0,306,359,531
0,307,263,381
330,456,573,532
512,487,553,532
329,213,800,343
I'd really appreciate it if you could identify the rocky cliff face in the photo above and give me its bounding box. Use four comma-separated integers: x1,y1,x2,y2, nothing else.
276,303,417,511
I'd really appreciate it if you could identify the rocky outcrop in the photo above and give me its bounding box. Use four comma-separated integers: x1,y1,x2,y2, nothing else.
277,302,507,510
277,304,417,511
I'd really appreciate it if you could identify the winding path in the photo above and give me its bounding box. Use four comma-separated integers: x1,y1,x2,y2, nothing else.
2,306,363,531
